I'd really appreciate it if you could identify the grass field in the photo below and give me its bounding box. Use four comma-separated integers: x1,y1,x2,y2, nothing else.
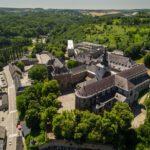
89,11,120,17
135,57,144,64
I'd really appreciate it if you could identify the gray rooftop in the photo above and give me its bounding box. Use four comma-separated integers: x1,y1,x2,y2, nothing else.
0,126,6,139
108,53,136,67
76,65,149,97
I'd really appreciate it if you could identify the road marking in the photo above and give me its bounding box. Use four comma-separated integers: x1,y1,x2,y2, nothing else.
10,110,17,114
9,134,18,138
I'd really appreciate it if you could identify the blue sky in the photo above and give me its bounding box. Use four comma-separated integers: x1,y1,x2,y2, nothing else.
0,0,149,9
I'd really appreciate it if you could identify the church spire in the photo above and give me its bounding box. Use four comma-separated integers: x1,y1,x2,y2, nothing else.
101,49,109,67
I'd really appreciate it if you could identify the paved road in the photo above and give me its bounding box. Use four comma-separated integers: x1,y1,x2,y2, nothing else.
4,66,18,150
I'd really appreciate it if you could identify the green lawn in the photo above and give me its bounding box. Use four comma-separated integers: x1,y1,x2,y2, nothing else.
135,57,144,64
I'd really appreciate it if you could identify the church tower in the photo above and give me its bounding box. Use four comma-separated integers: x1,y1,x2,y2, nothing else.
96,49,111,80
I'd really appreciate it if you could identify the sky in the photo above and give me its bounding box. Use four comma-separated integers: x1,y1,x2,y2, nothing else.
0,0,150,9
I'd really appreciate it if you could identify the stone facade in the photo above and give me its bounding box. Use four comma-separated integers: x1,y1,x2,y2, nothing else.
75,42,106,59
108,52,136,71
39,140,113,150
75,65,150,113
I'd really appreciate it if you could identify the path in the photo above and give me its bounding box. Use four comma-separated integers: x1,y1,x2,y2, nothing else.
131,93,148,128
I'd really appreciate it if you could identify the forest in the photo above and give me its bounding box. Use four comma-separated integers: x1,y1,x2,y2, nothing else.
0,9,150,69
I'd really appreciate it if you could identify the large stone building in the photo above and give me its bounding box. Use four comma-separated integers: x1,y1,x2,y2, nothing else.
108,51,137,72
53,50,111,90
75,64,150,113
75,42,106,59
35,49,137,93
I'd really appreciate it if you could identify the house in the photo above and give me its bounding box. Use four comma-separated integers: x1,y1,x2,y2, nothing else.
0,72,7,92
8,64,22,90
0,126,7,150
16,136,24,150
0,93,8,111
20,57,38,66
75,64,150,113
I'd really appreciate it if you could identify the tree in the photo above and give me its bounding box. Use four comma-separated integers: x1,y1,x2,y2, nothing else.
41,93,61,108
33,43,46,53
137,123,150,146
42,80,59,96
16,94,26,118
88,130,101,142
52,111,76,139
67,60,78,69
16,61,25,71
52,114,64,138
25,108,40,130
28,65,48,81
144,52,150,68
41,106,57,129
61,119,75,139
74,122,89,141
52,102,134,146
107,102,134,130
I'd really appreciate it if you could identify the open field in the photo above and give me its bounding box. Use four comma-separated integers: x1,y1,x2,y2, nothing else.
89,11,120,16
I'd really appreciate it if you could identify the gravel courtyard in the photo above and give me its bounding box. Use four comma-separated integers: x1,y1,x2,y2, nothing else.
58,92,75,113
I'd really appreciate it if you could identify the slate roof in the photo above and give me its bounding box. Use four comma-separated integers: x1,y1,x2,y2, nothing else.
0,126,6,139
75,42,105,52
0,93,8,109
76,65,148,97
114,75,135,91
71,65,87,74
53,58,64,68
87,65,98,74
77,78,98,88
118,64,146,79
36,51,64,69
108,53,136,67
16,136,24,150
77,75,115,97
8,64,22,77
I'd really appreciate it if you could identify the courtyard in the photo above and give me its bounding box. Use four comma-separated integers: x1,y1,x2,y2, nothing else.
58,92,75,113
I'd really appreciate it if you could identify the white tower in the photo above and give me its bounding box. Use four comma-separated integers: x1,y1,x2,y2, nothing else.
67,40,74,57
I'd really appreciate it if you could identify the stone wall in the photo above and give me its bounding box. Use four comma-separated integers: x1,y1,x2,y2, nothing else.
71,71,87,85
39,140,114,150
53,73,72,90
